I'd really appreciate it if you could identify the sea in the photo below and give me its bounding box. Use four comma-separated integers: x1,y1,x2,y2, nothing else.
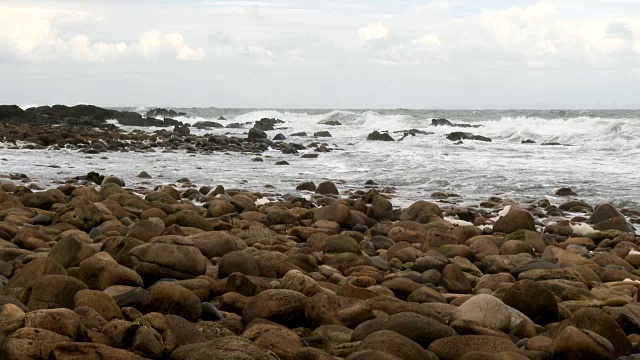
2,108,639,212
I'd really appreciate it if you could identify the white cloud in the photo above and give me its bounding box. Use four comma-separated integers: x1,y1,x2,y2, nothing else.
139,31,205,61
0,6,203,63
412,34,441,47
358,22,389,41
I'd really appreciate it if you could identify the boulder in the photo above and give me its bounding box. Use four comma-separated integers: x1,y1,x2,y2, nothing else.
400,201,443,223
352,312,454,347
242,289,307,327
355,330,436,360
143,281,203,322
366,131,394,141
28,274,88,311
54,196,103,230
428,335,518,360
502,279,558,325
452,294,512,331
129,235,207,283
78,252,143,290
493,206,535,234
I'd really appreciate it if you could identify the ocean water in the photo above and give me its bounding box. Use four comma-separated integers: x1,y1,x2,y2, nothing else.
2,108,639,211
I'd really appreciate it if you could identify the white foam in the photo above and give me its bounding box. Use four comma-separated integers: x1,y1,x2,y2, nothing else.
255,198,270,206
629,250,640,256
498,205,511,217
570,223,595,236
445,217,474,227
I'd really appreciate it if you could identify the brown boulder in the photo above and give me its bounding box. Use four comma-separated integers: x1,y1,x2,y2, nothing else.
242,289,307,327
400,201,443,223
54,196,104,230
50,342,146,360
78,252,143,290
356,330,437,360
74,289,123,320
186,231,241,258
493,206,535,234
129,235,207,283
143,281,202,322
428,335,519,360
28,274,88,311
5,327,70,360
503,279,558,325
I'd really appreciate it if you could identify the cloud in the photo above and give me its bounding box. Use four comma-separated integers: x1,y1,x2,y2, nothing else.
139,31,205,61
0,5,203,63
412,34,441,47
358,22,389,41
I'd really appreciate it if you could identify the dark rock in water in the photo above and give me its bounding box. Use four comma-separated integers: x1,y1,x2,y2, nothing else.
290,132,307,137
314,131,331,137
319,120,342,126
226,123,244,128
273,133,286,141
432,118,454,126
193,121,223,129
145,108,186,118
522,139,536,144
367,131,394,141
248,127,267,140
296,181,316,191
252,157,263,162
446,132,491,142
316,181,339,195
275,161,289,165
432,118,481,128
81,171,105,184
173,124,190,136
588,204,636,233
254,118,284,131
541,142,563,146
137,171,152,179
301,154,319,158
555,187,577,196
218,116,226,120
282,146,298,154
393,129,432,136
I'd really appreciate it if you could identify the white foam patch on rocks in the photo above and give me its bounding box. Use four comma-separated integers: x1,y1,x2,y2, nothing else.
498,205,511,217
445,217,474,227
570,223,595,236
628,249,640,256
478,225,493,231
624,278,640,284
255,197,270,206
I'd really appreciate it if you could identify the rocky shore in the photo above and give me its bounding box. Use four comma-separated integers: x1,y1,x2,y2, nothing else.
0,166,639,360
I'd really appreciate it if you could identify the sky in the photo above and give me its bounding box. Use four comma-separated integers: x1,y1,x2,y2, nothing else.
1,0,640,109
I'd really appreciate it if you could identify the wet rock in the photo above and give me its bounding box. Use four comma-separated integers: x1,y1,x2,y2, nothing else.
352,312,454,348
366,131,394,141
